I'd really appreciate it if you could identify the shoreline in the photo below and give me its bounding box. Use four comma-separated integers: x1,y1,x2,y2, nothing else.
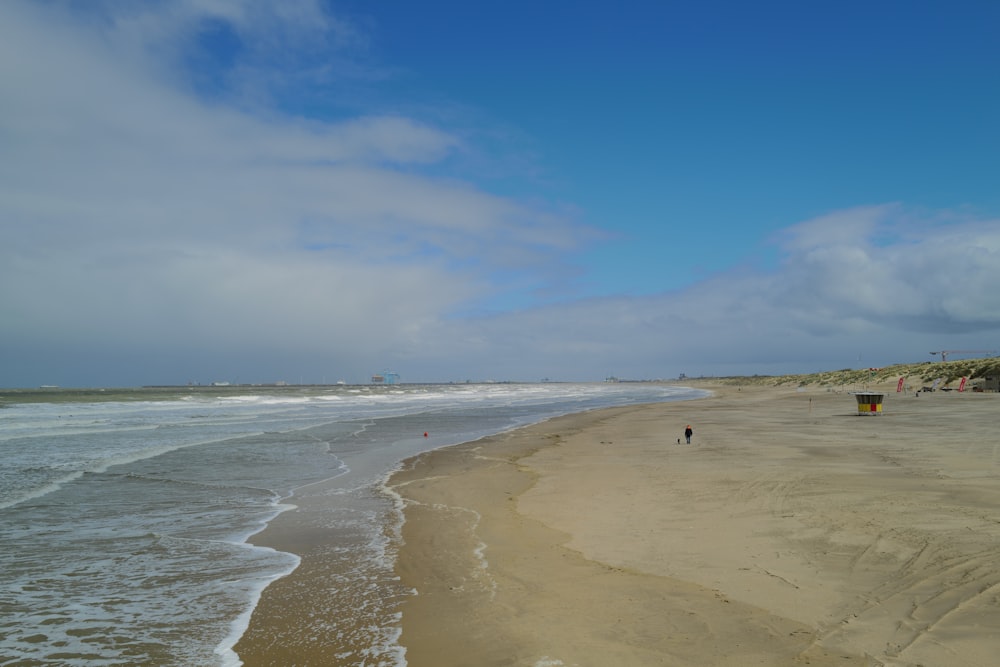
235,383,1000,665
232,388,701,666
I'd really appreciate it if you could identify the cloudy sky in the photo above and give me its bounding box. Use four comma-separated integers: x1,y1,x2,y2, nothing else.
3,0,1000,387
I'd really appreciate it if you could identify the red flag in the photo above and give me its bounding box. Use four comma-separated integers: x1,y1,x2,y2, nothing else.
958,377,967,392
896,377,905,393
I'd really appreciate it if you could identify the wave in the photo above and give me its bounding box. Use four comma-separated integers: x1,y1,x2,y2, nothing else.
0,469,85,510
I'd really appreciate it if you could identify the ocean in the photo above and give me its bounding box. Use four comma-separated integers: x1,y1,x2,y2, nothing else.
0,382,703,666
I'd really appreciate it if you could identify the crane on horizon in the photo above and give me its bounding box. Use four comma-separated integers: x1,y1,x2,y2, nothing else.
929,350,997,362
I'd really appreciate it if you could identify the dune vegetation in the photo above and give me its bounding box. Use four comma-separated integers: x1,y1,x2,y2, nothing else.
705,356,1000,389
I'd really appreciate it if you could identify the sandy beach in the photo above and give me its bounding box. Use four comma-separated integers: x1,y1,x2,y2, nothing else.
386,384,1000,667
235,383,1000,666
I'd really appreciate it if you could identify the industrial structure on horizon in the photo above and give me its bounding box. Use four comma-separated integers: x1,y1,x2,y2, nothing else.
371,371,400,385
929,349,996,362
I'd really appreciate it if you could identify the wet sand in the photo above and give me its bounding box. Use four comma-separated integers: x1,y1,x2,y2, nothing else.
387,384,1000,667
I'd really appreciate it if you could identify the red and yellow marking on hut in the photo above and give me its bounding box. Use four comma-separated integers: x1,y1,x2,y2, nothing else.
853,392,885,415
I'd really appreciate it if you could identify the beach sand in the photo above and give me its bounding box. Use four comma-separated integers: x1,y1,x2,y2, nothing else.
387,384,1000,667
237,384,1000,666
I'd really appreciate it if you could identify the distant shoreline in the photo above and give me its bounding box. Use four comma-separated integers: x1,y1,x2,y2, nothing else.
5,353,998,403
0,380,672,404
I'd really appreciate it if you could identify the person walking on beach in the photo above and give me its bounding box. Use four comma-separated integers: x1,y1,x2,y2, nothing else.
684,424,693,444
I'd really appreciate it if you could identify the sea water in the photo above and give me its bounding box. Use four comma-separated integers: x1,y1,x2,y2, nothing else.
0,383,702,665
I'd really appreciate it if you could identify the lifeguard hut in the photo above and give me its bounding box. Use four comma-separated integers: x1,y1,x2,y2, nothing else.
853,392,885,415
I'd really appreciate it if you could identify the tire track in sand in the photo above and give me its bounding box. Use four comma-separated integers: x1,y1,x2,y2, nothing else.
817,539,1000,666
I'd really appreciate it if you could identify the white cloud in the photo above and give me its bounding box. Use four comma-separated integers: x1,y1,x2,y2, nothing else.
2,1,999,386
401,205,1000,381
0,0,594,384
775,207,1000,332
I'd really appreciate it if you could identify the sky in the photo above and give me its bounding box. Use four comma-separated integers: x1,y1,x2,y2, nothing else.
2,0,1000,387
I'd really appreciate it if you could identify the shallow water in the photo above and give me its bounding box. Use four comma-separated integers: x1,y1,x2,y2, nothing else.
0,383,702,665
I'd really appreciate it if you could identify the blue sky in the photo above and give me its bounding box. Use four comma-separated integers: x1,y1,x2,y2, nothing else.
2,0,1000,386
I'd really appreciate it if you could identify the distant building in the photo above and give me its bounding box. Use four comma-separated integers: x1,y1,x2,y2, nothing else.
372,371,400,385
984,375,1000,392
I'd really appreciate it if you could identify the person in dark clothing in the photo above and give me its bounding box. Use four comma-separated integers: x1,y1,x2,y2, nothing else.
684,425,693,444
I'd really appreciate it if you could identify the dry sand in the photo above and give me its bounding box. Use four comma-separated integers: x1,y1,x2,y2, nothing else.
388,384,1000,667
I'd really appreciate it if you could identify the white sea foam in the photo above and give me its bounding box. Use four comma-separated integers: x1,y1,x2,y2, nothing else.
0,469,83,510
0,383,702,665
215,543,302,667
